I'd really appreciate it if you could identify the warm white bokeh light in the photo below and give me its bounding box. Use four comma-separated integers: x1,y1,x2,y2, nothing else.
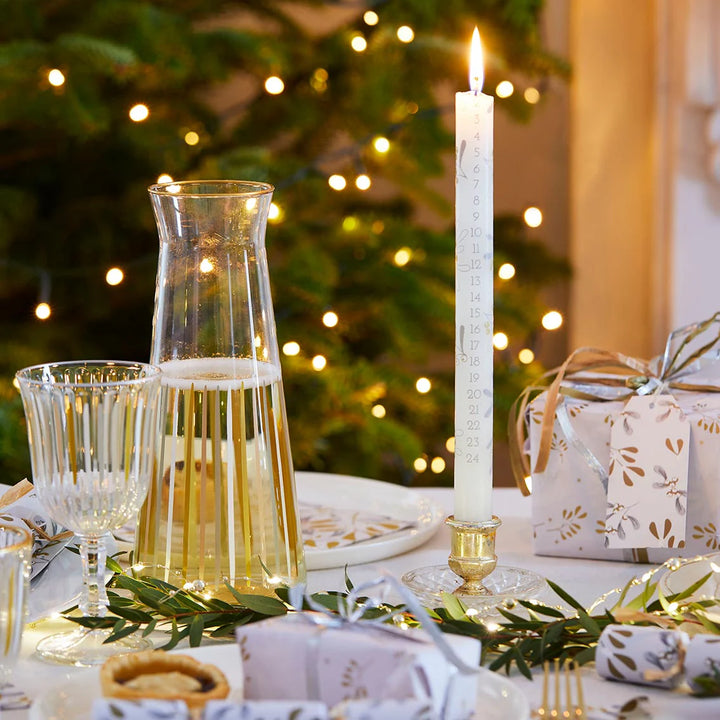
355,174,371,190
415,377,432,394
373,136,390,153
393,248,412,266
371,404,386,418
282,341,300,356
322,311,339,328
397,26,415,43
199,258,214,274
129,104,149,122
496,80,514,98
269,203,282,222
524,87,541,104
518,348,535,364
414,457,428,473
445,436,455,453
157,174,173,184
430,457,446,473
542,310,563,331
493,332,509,350
363,10,379,25
498,263,515,280
311,355,327,371
184,131,200,146
265,76,285,95
48,69,65,87
351,35,367,52
105,267,124,286
35,302,51,320
328,174,347,191
524,206,543,227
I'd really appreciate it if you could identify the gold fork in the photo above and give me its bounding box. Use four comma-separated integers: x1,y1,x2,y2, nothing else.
536,658,586,719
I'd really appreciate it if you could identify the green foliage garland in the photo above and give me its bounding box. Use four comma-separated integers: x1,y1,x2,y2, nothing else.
66,557,720,696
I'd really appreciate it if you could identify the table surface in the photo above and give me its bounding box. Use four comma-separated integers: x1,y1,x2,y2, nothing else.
7,486,720,720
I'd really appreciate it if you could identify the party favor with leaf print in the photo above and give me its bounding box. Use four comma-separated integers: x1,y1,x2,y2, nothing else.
595,625,688,689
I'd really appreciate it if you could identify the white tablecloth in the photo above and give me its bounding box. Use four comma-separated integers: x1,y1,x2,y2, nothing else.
7,487,720,719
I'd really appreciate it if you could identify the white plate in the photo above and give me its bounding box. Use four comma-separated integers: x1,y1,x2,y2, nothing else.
0,483,118,622
659,553,720,599
30,644,529,720
296,471,444,571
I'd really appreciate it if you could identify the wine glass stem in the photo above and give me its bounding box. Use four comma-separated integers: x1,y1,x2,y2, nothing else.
78,534,108,618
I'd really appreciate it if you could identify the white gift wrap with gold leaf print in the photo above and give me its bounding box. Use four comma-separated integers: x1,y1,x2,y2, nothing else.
527,389,720,562
204,699,329,720
329,698,435,720
92,699,190,720
236,614,480,718
595,625,688,689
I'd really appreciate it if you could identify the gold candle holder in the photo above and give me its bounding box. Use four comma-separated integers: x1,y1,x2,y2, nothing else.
446,515,501,596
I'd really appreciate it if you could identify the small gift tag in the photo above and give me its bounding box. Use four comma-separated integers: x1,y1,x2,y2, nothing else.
606,394,690,549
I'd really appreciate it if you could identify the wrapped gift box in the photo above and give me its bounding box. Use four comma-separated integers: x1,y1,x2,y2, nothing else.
236,614,480,718
516,314,720,562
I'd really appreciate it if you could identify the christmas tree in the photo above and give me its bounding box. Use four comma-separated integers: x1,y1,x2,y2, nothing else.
0,0,569,485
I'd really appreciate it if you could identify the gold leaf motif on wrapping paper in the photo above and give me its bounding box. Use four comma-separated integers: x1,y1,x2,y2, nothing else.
547,505,587,542
616,654,638,671
340,659,369,699
550,433,568,455
608,446,645,487
238,635,249,663
607,658,626,680
694,404,720,434
567,401,588,418
664,438,684,456
648,518,684,548
692,522,720,550
529,407,544,425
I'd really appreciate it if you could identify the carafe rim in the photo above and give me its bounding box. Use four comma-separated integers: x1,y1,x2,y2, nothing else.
148,180,274,198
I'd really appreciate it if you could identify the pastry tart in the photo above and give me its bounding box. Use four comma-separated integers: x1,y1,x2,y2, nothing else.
100,649,230,709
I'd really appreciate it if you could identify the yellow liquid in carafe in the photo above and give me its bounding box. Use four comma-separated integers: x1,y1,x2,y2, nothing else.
134,358,305,597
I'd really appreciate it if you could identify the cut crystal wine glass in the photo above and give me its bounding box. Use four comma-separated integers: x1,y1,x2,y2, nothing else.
16,360,162,666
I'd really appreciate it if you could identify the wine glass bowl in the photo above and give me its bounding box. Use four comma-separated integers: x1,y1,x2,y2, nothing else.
15,360,162,666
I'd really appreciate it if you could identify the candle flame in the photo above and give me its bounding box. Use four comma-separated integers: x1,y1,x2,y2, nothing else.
469,27,483,93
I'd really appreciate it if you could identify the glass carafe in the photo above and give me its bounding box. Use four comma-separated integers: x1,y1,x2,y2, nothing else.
135,180,305,597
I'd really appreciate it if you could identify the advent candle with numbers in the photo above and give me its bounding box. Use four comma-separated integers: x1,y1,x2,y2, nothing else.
454,27,493,522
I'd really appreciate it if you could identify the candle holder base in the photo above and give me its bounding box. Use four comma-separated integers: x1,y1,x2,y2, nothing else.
401,515,544,615
401,564,544,614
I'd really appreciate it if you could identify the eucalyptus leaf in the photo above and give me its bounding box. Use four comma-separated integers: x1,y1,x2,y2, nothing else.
189,615,205,647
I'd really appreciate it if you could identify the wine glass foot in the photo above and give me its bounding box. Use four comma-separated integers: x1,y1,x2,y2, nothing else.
35,627,153,667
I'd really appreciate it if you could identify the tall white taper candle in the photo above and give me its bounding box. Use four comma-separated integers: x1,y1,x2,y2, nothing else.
454,28,493,522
